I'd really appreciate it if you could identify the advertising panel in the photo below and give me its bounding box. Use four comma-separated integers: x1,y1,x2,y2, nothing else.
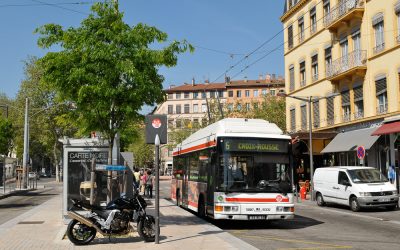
67,151,108,209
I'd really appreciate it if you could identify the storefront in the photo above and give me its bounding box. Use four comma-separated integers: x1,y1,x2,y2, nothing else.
371,115,400,191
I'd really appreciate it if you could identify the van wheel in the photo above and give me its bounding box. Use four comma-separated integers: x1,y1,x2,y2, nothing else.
316,193,325,206
350,197,360,212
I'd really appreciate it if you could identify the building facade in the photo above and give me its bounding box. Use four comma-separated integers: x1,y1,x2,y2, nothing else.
282,0,400,184
154,75,285,174
225,75,285,112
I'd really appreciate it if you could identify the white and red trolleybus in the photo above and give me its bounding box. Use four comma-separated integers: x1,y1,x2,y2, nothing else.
171,118,294,220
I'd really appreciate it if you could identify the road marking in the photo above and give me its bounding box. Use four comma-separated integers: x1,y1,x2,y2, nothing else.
230,233,352,249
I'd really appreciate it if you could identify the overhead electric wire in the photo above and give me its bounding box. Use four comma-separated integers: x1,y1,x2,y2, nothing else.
29,0,93,15
210,0,325,84
230,0,333,80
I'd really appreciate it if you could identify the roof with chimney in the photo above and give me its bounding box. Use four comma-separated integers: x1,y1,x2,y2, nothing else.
164,77,285,93
164,83,226,93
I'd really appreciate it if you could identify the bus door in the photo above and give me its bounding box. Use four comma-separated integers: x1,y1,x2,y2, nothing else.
181,156,189,207
206,151,216,215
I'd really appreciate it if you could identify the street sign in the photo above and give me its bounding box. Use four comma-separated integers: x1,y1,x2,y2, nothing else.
145,115,167,144
357,146,366,160
96,165,127,171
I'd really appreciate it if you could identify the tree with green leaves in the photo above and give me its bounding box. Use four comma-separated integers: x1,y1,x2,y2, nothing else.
13,57,77,181
127,123,154,169
36,2,192,199
208,95,286,131
0,117,14,156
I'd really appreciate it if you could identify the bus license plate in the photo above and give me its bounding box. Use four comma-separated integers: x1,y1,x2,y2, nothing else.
248,215,267,220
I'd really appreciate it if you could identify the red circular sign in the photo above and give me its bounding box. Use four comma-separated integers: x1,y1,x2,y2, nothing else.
276,195,283,202
152,118,162,128
357,146,365,160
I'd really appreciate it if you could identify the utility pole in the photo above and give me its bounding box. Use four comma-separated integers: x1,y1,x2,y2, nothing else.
22,98,29,189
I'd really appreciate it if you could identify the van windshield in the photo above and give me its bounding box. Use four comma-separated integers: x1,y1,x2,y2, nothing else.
347,169,388,183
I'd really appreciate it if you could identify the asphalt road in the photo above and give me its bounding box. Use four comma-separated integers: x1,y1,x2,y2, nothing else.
0,178,62,225
158,180,400,250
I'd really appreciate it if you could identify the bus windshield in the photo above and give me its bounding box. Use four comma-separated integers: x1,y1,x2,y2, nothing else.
217,138,291,193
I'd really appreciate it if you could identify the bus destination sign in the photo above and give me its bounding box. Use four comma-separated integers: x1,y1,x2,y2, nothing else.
223,139,288,153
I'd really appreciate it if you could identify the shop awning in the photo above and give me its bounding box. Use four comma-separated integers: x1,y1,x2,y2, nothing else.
371,121,400,135
321,127,380,153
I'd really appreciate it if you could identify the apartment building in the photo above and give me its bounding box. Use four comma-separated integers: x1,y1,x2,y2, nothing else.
282,0,400,180
153,80,226,172
154,75,285,173
225,75,285,111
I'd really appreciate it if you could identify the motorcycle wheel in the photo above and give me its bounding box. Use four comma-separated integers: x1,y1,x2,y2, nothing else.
67,219,97,245
138,216,156,242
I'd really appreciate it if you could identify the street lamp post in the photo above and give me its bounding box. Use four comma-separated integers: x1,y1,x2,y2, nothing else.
308,96,314,201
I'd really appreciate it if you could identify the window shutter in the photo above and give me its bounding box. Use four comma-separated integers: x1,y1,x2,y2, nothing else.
354,86,363,102
313,100,320,128
375,77,387,95
396,1,400,14
301,105,307,130
327,97,334,124
312,54,318,66
288,25,293,48
289,66,295,91
372,13,384,26
290,108,296,132
325,47,331,59
341,91,350,106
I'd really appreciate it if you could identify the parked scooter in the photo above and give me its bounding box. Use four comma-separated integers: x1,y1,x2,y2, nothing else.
67,188,155,245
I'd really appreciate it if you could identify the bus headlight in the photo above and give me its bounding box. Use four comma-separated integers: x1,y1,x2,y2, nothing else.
359,192,371,197
223,206,239,212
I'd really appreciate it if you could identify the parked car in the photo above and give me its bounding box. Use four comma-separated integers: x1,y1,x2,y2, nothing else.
313,166,398,212
28,172,40,180
40,172,49,178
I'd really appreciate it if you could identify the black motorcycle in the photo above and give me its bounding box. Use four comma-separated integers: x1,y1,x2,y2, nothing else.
67,191,155,245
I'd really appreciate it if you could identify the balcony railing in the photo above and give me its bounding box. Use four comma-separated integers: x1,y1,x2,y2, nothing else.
342,113,351,123
373,43,385,54
298,32,305,43
323,0,364,28
310,24,317,35
354,110,364,120
377,105,388,115
300,79,306,87
326,50,367,79
312,73,319,83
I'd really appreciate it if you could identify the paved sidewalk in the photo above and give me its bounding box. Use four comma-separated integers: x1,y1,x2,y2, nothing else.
0,192,258,250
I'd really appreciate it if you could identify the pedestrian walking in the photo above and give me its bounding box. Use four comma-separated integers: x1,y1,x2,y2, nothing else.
133,168,141,190
388,165,396,184
145,170,154,198
140,171,148,195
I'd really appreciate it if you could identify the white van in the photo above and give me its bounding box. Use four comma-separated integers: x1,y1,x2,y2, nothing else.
313,166,398,211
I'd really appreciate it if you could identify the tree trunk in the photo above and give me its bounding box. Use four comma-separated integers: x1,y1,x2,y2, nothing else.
107,138,113,203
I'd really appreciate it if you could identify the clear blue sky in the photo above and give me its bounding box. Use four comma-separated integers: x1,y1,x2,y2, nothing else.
0,0,285,99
